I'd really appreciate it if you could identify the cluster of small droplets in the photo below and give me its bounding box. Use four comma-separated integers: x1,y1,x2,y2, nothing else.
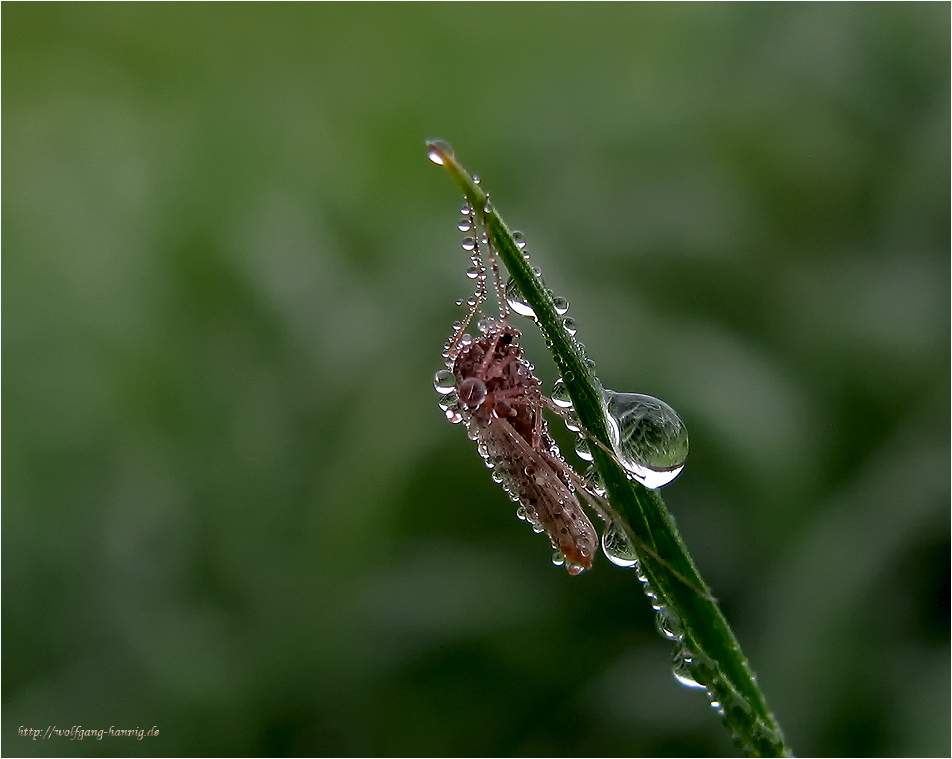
456,202,486,294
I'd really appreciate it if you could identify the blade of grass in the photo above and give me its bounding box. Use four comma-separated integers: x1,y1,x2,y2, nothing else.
427,140,791,757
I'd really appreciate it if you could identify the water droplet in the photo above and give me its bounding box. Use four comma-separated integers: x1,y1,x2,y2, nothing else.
458,219,472,232
445,408,463,424
584,465,606,496
602,390,689,488
465,265,479,279
460,202,471,216
574,438,593,461
562,317,577,336
566,562,586,575
515,506,527,521
551,551,565,567
656,607,684,642
457,377,487,409
672,649,706,689
505,277,536,318
562,411,581,433
426,140,453,165
634,561,649,584
552,296,569,315
433,369,456,394
483,197,493,214
551,378,573,409
461,237,476,252
601,521,639,568
688,653,716,689
472,175,481,185
512,231,527,249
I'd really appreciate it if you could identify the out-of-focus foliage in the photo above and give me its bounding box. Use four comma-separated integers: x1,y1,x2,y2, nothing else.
3,4,948,757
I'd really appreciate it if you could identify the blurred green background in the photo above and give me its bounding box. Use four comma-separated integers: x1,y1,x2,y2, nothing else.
3,3,949,757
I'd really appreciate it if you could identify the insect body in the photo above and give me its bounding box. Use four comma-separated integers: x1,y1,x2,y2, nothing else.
446,317,599,573
436,191,602,573
430,144,712,598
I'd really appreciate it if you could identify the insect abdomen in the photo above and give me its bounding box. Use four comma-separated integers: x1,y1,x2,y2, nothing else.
470,415,598,571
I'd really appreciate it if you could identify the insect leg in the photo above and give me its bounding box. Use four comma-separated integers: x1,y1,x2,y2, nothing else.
544,444,717,603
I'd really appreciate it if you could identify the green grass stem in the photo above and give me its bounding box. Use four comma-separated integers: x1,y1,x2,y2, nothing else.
427,140,791,757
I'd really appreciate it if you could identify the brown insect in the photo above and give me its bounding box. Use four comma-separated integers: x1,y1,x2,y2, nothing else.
431,164,714,599
435,202,602,573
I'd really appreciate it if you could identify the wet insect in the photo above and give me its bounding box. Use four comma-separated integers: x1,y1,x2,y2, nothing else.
435,203,604,574
429,141,714,601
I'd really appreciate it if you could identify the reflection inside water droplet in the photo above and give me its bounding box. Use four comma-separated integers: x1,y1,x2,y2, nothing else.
505,277,536,318
433,369,456,394
672,648,706,689
602,390,688,488
601,520,639,568
551,378,573,409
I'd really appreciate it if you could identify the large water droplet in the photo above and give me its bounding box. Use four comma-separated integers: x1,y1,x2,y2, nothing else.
433,369,456,394
505,277,536,318
601,521,640,568
552,296,569,315
602,390,688,488
512,230,527,249
427,140,453,165
461,237,476,252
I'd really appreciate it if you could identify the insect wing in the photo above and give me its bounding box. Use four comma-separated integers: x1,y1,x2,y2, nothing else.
475,414,599,571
